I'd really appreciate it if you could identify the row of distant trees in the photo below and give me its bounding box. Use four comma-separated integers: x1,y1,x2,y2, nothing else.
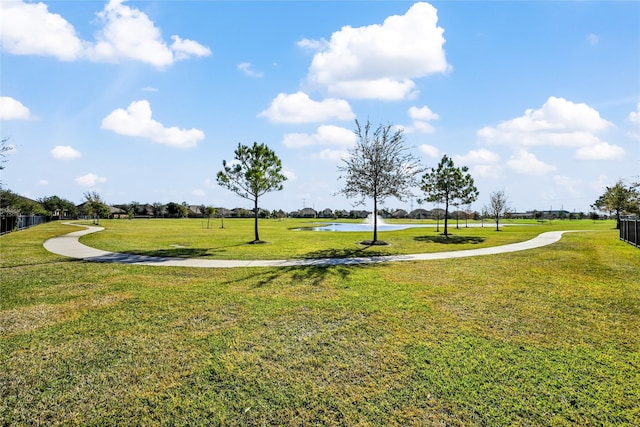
2,131,638,240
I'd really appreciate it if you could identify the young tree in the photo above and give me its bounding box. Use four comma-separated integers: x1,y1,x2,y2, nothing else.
205,206,216,229
217,142,287,243
337,120,422,245
420,155,478,236
592,179,640,229
486,190,509,231
83,191,110,224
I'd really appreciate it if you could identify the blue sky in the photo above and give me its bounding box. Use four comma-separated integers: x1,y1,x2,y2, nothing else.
1,1,639,214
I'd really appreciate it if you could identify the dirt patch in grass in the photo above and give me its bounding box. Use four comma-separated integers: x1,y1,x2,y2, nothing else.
0,293,131,337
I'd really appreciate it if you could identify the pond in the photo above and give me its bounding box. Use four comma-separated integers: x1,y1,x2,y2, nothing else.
299,222,435,232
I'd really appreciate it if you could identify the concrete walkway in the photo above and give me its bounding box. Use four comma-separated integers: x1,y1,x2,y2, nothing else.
43,223,582,268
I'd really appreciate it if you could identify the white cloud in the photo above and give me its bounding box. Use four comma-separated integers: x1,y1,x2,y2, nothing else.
454,148,500,165
75,173,107,187
479,97,611,141
470,164,503,179
259,91,355,123
506,149,556,175
586,33,599,46
0,1,84,61
0,96,31,120
454,148,502,178
51,145,81,160
283,170,297,181
0,0,210,67
303,2,450,100
141,86,159,92
575,142,625,160
317,148,350,163
409,105,440,122
478,96,617,160
237,62,264,78
170,35,211,60
37,179,49,186
282,125,356,148
403,105,440,133
191,189,205,197
629,102,640,123
297,37,328,50
418,144,440,158
101,100,205,148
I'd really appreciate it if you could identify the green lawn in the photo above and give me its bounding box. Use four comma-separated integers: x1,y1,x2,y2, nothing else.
77,217,612,260
1,220,639,426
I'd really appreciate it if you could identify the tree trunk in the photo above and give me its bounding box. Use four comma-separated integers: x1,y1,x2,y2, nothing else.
254,198,260,242
444,199,449,236
373,198,378,243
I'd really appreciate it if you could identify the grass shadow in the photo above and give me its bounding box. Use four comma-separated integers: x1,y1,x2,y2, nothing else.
414,235,486,245
298,246,390,259
124,248,213,258
226,263,371,288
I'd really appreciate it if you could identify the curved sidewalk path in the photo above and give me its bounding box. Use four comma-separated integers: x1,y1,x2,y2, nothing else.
44,223,582,268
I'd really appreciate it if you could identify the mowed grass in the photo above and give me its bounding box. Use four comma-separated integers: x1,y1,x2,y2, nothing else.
77,217,613,260
1,220,639,426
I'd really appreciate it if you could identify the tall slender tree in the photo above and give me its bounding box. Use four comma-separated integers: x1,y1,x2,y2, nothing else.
217,142,286,243
420,155,478,236
337,120,422,245
486,190,509,231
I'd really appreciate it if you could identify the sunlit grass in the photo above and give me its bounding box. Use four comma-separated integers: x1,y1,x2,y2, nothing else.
76,217,614,260
1,221,638,425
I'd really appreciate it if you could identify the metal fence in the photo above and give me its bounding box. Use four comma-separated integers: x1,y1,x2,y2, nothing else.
620,217,639,248
0,215,50,235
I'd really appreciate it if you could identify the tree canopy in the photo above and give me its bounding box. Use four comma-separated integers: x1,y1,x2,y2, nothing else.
217,142,286,243
39,195,78,217
82,191,110,224
592,179,639,228
337,120,422,245
420,155,478,236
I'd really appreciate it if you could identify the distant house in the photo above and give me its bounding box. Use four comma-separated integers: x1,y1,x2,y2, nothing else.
409,208,430,219
187,205,204,218
214,207,233,218
391,209,409,219
378,209,392,218
296,208,318,218
430,208,446,219
348,210,369,219
318,208,334,218
109,206,127,219
139,204,154,216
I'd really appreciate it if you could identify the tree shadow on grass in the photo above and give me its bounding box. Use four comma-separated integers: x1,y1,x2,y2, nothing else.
124,248,213,258
124,242,252,258
228,262,372,288
298,246,391,260
236,245,388,288
414,235,485,245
